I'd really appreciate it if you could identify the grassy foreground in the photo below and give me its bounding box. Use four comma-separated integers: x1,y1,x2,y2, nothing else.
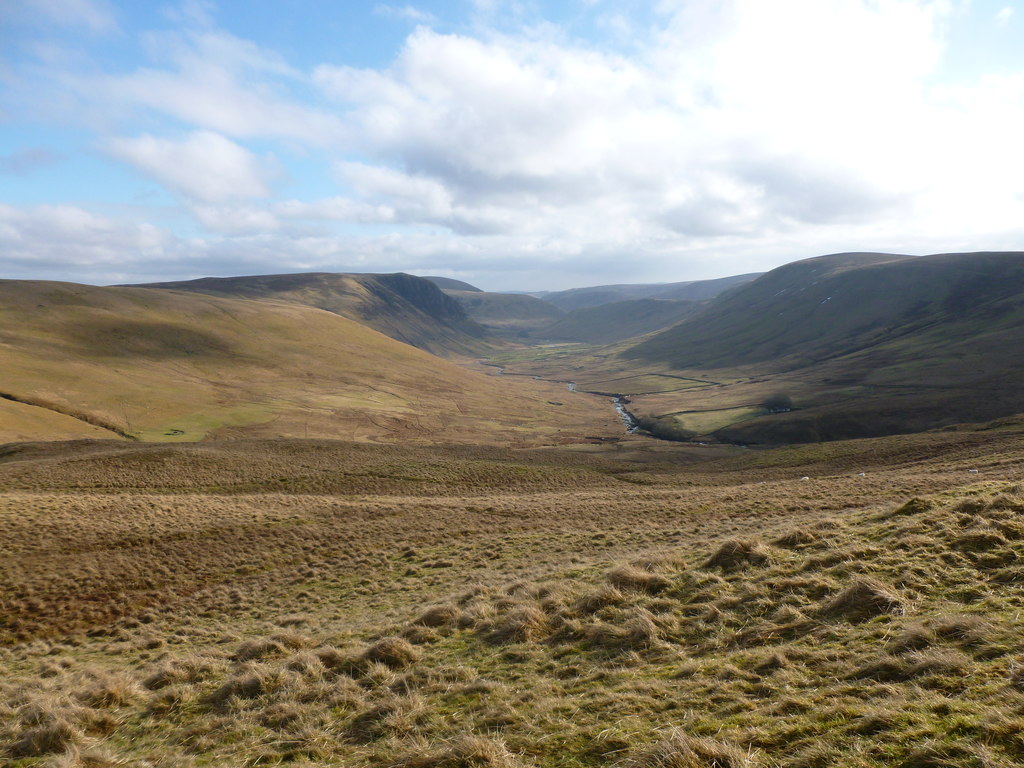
3,425,1024,766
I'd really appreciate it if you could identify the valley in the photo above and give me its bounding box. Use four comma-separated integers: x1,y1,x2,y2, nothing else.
3,252,1024,767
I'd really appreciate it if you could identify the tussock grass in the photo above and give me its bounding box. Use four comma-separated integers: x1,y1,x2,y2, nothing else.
4,432,1024,766
606,564,673,594
388,735,528,768
363,637,422,669
704,539,774,570
820,578,906,621
617,731,757,768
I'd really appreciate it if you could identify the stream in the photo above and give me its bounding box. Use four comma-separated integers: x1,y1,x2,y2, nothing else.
613,396,640,433
484,362,640,435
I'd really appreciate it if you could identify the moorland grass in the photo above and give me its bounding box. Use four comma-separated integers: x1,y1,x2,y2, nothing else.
2,429,1024,765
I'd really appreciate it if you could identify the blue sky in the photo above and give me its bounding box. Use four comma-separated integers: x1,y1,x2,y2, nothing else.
1,0,1023,290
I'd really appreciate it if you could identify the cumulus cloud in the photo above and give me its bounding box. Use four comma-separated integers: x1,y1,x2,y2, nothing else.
106,131,275,203
312,15,933,242
0,204,169,278
5,0,1024,288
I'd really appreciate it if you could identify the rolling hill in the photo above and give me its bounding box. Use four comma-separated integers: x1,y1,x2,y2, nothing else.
442,289,565,340
423,275,483,292
624,251,1024,442
132,272,490,357
0,280,620,445
541,273,762,312
541,298,700,344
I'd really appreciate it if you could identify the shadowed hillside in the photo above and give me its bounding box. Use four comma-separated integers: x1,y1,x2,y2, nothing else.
443,289,565,339
133,272,490,357
423,276,483,292
542,273,762,312
543,298,700,344
622,251,1024,443
0,280,620,444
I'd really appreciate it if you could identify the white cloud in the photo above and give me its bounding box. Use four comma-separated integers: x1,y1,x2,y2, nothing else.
995,6,1014,25
6,0,1024,288
97,29,343,144
276,197,396,224
312,13,934,243
0,204,170,274
373,5,437,24
107,131,274,203
189,203,282,234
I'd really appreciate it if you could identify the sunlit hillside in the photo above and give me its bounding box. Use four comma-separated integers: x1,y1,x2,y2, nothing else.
0,280,619,445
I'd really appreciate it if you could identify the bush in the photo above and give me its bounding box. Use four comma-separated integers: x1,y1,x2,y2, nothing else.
636,416,697,442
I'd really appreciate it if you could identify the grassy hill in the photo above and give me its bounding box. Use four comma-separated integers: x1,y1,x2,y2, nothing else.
133,272,490,357
542,273,762,312
621,252,1024,443
0,280,620,445
423,276,483,292
542,298,700,344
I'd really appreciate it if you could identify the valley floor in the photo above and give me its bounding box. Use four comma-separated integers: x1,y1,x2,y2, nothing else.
3,425,1024,766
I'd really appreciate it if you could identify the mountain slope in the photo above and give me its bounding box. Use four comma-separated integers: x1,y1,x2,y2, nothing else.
628,252,1024,369
542,273,762,311
443,289,565,339
132,272,489,357
542,298,700,344
423,276,483,292
624,251,1024,442
0,280,619,444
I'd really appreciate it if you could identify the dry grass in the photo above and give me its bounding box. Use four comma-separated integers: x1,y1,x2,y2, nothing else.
3,427,1024,766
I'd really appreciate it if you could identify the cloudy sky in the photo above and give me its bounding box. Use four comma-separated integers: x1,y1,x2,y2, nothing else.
1,0,1023,290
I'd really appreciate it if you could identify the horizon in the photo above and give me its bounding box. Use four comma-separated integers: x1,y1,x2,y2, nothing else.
2,1,1024,290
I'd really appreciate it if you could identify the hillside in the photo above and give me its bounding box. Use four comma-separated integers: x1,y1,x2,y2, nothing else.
444,289,565,340
0,280,620,445
133,272,490,357
423,276,483,292
542,273,762,312
542,298,700,344
622,251,1024,442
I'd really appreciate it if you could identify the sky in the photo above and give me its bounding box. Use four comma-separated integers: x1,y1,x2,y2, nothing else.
1,0,1023,291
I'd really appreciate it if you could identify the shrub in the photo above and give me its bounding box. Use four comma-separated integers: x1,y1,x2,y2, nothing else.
636,416,697,442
